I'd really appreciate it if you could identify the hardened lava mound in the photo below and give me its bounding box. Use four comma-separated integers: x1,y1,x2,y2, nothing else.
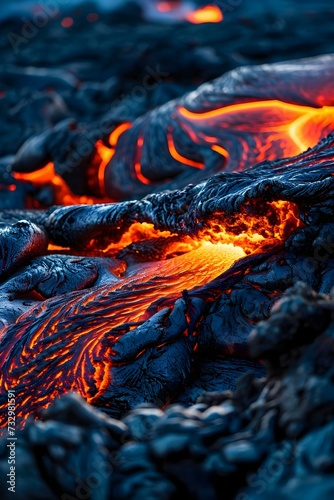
7,54,334,204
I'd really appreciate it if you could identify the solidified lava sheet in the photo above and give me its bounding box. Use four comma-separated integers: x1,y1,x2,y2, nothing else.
1,1,334,499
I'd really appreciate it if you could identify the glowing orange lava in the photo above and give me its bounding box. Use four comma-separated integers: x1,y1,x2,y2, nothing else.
177,100,334,169
0,240,244,427
167,132,204,169
13,123,131,205
134,136,151,185
2,93,332,428
12,100,334,202
13,162,96,206
186,5,223,24
96,122,132,195
0,197,300,428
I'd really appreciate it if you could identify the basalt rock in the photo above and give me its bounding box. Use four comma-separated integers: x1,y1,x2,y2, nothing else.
1,284,333,500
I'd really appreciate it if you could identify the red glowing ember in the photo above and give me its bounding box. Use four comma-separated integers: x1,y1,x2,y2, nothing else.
61,17,74,28
157,1,179,12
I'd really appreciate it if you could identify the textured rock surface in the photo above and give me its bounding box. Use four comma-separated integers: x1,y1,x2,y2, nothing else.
1,284,334,499
0,4,334,497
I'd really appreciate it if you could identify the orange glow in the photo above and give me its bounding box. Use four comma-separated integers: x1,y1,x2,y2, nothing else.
178,101,334,170
13,163,96,206
12,101,334,206
48,244,71,252
198,200,301,255
179,99,319,122
0,240,245,426
61,17,74,28
98,201,300,257
0,197,301,427
186,5,223,24
134,136,151,185
167,132,204,169
13,162,55,185
211,144,229,158
13,123,131,206
96,122,131,195
109,122,132,147
99,222,199,257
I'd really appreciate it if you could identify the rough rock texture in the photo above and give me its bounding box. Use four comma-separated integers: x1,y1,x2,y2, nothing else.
1,283,334,500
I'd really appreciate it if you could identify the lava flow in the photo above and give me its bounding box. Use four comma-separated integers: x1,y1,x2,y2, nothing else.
177,100,334,168
153,1,223,23
1,54,334,430
102,99,334,201
10,56,334,204
186,5,223,24
0,195,300,428
12,101,334,205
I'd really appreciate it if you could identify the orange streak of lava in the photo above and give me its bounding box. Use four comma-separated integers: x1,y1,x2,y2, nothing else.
167,132,205,169
178,100,334,170
12,101,334,205
0,198,301,428
96,122,132,195
134,136,151,185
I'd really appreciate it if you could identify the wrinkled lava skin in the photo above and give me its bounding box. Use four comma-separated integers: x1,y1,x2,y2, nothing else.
101,53,334,200
1,130,334,427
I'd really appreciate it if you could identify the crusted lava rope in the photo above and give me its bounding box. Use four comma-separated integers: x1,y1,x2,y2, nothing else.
1,283,334,500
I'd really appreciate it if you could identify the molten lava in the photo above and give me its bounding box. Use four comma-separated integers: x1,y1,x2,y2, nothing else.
2,55,334,430
13,162,97,206
13,123,132,206
186,5,223,24
0,241,244,427
0,194,301,428
12,100,334,204
176,100,334,169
